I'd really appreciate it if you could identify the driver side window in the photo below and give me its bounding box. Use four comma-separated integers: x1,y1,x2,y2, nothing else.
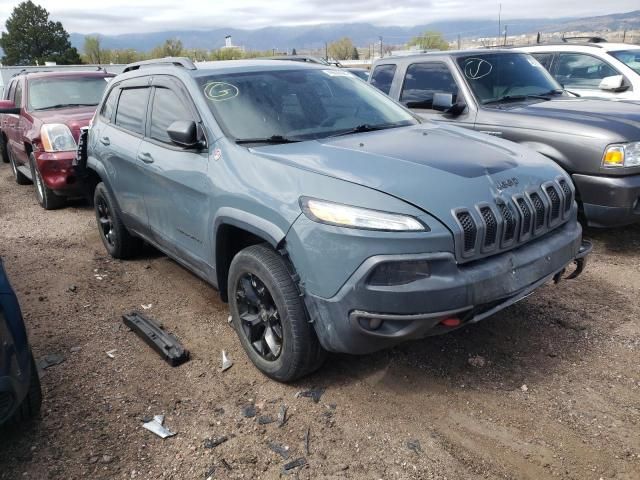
555,53,619,89
400,62,459,109
150,87,194,144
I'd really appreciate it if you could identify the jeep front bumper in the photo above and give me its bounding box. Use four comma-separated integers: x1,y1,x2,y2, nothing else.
304,220,589,354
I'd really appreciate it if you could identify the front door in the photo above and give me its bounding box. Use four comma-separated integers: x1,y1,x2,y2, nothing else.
138,81,210,271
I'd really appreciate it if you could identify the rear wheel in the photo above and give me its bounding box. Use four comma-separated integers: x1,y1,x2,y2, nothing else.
94,182,142,259
228,244,326,382
9,150,30,185
29,153,65,209
0,134,9,163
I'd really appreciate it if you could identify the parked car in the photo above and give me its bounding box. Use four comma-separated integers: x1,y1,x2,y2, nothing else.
0,70,113,209
370,50,640,227
347,68,370,81
80,57,589,382
518,40,640,101
0,257,41,428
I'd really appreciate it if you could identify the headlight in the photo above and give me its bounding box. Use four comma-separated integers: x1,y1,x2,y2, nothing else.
40,124,77,152
602,142,640,168
300,197,427,232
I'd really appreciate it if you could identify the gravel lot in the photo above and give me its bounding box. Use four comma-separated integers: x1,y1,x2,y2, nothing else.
0,160,639,480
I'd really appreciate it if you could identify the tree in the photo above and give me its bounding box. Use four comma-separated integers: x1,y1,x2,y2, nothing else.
151,38,184,58
0,1,81,65
291,48,298,55
83,35,108,64
328,37,356,60
351,47,359,60
408,31,450,51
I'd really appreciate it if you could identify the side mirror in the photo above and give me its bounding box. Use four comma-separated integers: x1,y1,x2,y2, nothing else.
599,75,627,92
167,120,202,148
432,93,466,116
0,99,20,114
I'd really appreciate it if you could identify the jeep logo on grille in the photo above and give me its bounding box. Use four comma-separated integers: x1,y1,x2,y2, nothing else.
496,177,519,191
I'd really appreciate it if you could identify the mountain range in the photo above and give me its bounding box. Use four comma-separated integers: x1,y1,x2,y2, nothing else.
66,10,640,52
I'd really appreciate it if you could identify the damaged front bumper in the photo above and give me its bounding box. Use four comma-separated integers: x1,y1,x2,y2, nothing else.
305,220,589,355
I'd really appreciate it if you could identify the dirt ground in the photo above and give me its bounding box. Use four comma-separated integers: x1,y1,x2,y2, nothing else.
0,161,638,480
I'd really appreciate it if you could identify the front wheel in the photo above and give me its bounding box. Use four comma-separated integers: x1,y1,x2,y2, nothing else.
29,153,65,209
93,182,142,259
228,244,326,382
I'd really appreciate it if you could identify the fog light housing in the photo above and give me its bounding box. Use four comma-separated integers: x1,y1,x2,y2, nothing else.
367,260,430,286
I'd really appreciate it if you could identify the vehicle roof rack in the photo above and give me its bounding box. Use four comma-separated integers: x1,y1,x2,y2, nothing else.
123,57,196,73
561,36,607,43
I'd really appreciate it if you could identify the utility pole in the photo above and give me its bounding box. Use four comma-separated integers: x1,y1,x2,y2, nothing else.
498,3,502,46
379,36,383,59
623,29,627,43
325,42,328,61
457,34,461,50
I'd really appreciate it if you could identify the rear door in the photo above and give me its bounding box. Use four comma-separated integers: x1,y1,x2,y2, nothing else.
138,77,210,270
94,80,150,232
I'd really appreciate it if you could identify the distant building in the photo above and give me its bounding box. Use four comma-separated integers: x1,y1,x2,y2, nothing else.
221,35,245,52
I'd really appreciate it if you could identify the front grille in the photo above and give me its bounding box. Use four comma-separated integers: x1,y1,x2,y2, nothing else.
499,203,516,242
559,179,573,213
546,185,561,221
479,207,497,247
530,193,545,230
453,179,570,261
516,198,532,235
456,211,477,252
0,392,15,422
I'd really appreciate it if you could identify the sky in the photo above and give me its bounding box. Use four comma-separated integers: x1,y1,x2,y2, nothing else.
0,0,638,35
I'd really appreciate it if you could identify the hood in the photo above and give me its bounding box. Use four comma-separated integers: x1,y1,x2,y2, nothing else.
251,123,567,232
31,106,96,141
497,97,640,135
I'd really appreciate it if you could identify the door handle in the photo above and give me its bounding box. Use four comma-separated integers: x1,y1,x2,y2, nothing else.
99,136,110,146
137,151,154,164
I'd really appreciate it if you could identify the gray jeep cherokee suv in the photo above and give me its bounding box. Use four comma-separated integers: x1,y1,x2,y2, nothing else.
371,50,640,227
80,57,590,382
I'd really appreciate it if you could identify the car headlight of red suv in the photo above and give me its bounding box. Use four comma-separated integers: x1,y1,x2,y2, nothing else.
40,124,77,153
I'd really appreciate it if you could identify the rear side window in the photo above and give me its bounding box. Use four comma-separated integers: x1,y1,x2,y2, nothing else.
100,87,119,122
115,88,148,135
370,64,397,94
150,88,194,144
400,62,459,108
4,80,14,101
554,53,619,89
531,53,554,71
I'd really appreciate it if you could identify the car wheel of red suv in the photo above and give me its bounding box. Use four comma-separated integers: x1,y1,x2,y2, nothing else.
0,134,9,163
29,153,66,210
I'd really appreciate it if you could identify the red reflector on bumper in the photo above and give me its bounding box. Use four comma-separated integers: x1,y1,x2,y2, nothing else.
440,317,461,327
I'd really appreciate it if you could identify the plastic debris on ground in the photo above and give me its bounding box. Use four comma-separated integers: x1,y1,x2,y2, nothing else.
203,436,228,449
268,442,290,459
407,439,422,454
38,353,65,370
242,404,257,418
283,457,307,473
106,349,117,359
221,350,233,371
142,415,176,439
278,404,288,427
295,387,325,403
122,312,190,367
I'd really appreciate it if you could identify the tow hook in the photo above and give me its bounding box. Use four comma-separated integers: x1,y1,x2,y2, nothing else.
553,240,592,284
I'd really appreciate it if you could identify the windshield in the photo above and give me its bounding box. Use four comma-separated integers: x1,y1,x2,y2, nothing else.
28,76,110,111
196,68,418,142
456,53,562,104
609,49,640,75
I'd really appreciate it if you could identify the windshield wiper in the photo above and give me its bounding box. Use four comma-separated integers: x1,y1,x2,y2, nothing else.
36,103,98,110
329,122,408,138
235,135,300,145
483,94,554,105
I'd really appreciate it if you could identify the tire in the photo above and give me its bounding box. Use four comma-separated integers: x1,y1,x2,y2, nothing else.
7,353,42,425
29,153,66,209
9,149,30,185
93,182,142,259
228,244,326,382
0,134,9,163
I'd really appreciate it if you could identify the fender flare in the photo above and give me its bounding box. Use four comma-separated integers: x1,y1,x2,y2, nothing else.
213,207,288,249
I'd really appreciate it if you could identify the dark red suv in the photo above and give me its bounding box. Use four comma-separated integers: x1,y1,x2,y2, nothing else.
0,71,113,209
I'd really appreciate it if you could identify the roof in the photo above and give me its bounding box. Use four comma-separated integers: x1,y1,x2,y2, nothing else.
377,49,517,62
521,43,640,53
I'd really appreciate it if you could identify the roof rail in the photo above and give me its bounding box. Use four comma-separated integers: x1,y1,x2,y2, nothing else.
561,36,607,43
123,57,196,73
